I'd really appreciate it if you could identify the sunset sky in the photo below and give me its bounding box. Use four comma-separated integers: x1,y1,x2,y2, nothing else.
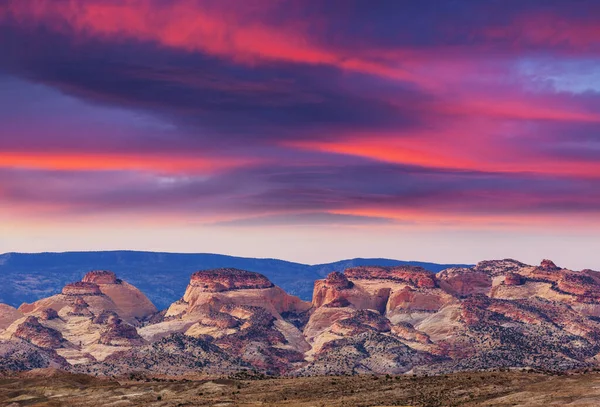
1,0,599,269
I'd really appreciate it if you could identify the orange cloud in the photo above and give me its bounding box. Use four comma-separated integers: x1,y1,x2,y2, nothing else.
0,151,251,173
289,134,600,179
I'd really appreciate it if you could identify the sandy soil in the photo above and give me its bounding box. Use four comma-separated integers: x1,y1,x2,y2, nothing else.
2,369,600,406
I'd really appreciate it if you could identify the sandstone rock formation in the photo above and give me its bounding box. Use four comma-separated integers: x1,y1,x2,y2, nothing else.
81,270,157,321
167,268,311,318
39,308,60,321
0,304,23,330
504,272,524,286
19,270,156,323
437,267,492,296
98,316,145,346
82,270,119,284
13,316,65,349
4,258,600,376
303,258,600,374
344,265,437,288
188,268,274,292
0,339,68,371
9,271,158,366
62,282,102,296
143,268,312,373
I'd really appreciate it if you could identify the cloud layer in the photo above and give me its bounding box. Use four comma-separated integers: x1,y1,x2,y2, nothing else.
1,0,599,233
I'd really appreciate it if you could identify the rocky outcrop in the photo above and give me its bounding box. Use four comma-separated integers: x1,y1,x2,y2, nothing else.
171,268,311,319
6,257,600,377
83,333,250,376
474,259,528,276
62,282,102,296
0,340,68,371
39,308,60,321
19,270,157,323
154,270,312,374
81,270,157,321
13,316,65,349
66,297,93,317
391,322,431,344
504,272,524,286
92,310,119,325
189,268,274,292
540,259,561,271
98,316,144,346
437,267,492,297
82,270,119,285
344,265,437,288
0,304,23,330
197,311,240,329
298,331,442,375
324,272,353,289
331,310,391,336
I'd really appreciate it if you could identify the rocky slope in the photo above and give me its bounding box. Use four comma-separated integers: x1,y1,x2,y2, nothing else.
0,304,23,330
142,268,311,374
1,259,600,376
1,271,156,366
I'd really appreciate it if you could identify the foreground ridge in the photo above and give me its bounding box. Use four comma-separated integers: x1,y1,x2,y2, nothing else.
1,259,600,376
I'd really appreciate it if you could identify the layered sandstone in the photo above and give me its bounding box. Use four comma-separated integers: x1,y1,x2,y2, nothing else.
66,297,93,317
13,316,65,349
19,271,156,323
82,270,119,284
98,316,145,347
344,265,437,288
39,308,60,321
62,282,102,296
169,268,311,319
154,269,311,373
437,267,492,297
188,268,274,292
6,257,600,376
81,270,157,321
504,272,524,286
0,304,23,330
307,265,454,354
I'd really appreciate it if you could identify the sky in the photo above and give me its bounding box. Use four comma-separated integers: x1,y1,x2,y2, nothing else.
0,0,599,269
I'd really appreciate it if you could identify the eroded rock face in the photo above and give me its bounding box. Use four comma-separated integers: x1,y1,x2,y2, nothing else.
0,340,68,371
62,282,102,296
92,310,120,325
324,272,353,289
504,273,524,286
174,269,310,319
189,268,274,292
82,270,119,285
0,304,23,330
154,270,311,374
39,308,60,321
311,276,390,311
98,316,144,346
7,257,600,376
474,259,528,276
344,266,437,288
437,267,492,297
67,297,93,317
331,310,391,336
391,322,431,344
387,286,447,312
13,316,65,349
540,259,561,271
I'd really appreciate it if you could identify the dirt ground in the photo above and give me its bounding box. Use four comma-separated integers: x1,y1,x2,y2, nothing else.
2,369,600,407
